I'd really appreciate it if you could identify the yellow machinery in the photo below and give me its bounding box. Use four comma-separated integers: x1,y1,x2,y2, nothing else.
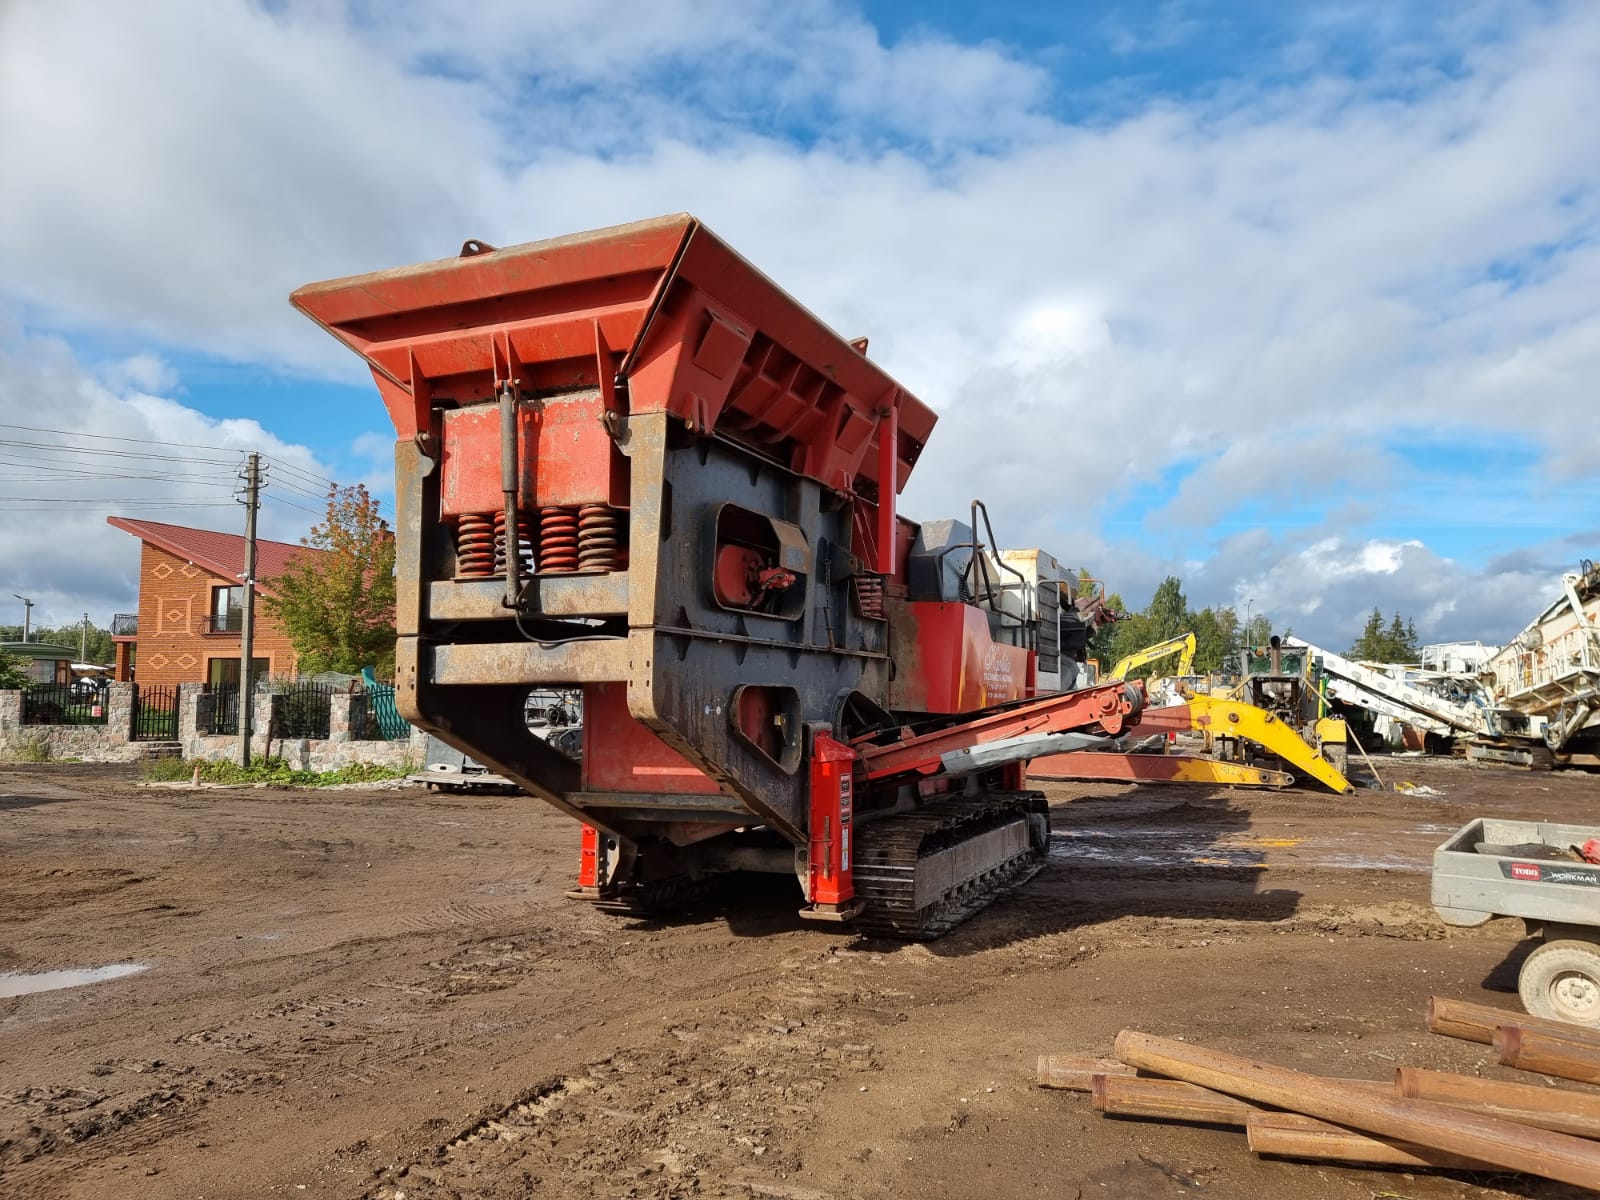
1108,633,1196,682
1184,696,1352,793
1031,633,1356,793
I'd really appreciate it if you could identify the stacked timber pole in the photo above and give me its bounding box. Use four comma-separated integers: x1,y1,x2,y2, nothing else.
1037,995,1600,1190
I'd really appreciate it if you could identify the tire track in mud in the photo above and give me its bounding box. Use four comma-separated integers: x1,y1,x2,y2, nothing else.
360,945,896,1200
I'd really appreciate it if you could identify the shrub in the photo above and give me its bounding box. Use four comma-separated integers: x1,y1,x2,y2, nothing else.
141,756,408,787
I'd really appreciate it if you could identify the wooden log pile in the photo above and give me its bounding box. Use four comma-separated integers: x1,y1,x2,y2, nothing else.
1037,995,1600,1190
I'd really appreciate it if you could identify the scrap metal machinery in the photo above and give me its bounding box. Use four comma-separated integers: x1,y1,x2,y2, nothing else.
293,215,1135,938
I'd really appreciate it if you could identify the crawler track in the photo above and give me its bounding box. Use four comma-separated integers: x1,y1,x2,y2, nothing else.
852,790,1050,939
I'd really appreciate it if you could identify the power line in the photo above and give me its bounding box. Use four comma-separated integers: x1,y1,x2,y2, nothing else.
0,423,348,493
263,492,326,517
0,502,237,511
260,472,329,500
0,438,242,466
0,421,267,456
0,466,238,483
0,494,241,503
263,456,337,488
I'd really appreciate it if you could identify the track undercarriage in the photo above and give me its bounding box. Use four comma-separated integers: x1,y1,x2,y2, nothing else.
568,791,1052,939
852,791,1051,939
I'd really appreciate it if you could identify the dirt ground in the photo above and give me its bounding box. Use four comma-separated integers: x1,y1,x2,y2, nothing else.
2,757,1598,1200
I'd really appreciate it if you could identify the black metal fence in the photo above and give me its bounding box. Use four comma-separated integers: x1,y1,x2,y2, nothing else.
198,683,241,736
132,684,179,741
21,682,110,726
272,681,336,739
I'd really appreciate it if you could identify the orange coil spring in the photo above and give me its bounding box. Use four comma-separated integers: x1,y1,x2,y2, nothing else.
539,506,580,573
577,504,627,572
455,512,496,578
856,575,885,620
493,510,535,577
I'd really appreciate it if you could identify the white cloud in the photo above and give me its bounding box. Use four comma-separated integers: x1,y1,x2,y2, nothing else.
103,353,180,395
0,321,333,627
1191,531,1566,648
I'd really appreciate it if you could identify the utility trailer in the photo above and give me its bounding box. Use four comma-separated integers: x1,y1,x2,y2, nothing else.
1433,817,1600,1027
293,214,1153,938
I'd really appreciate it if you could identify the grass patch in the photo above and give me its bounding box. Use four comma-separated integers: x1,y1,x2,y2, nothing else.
142,756,409,787
3,734,53,763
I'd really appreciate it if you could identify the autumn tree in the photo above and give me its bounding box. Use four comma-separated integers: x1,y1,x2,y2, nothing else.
263,484,397,677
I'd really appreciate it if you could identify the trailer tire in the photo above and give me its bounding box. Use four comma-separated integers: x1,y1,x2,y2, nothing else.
1519,939,1600,1027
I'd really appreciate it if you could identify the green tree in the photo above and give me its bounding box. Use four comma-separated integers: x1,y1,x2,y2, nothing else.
1105,611,1156,676
263,484,397,677
1349,607,1387,660
1241,613,1273,649
1146,575,1189,641
1087,588,1124,668
1349,608,1418,662
1189,605,1239,673
31,623,114,664
0,647,29,689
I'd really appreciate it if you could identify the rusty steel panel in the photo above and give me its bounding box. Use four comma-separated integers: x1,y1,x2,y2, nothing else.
439,404,538,516
427,575,628,621
612,411,889,843
428,638,630,686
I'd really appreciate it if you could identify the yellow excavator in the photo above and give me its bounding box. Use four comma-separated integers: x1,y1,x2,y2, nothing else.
1107,632,1196,683
1031,631,1355,793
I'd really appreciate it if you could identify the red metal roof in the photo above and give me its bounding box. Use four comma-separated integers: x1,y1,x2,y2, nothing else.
107,516,327,597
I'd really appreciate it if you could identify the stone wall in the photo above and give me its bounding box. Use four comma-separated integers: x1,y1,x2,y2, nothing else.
0,683,147,763
179,689,425,770
180,688,277,763
1,684,422,769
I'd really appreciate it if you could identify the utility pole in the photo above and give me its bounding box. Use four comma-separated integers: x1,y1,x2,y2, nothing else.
80,612,89,661
238,453,262,767
12,594,32,642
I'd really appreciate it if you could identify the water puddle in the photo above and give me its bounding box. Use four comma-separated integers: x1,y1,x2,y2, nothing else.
0,963,148,998
1050,827,1429,872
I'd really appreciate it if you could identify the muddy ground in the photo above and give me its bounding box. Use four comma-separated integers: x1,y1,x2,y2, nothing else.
1,757,1597,1199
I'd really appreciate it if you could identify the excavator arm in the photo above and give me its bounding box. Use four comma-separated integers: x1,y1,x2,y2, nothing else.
1109,633,1196,682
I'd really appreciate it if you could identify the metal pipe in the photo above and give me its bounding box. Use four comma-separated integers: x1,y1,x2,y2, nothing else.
500,381,521,609
875,398,897,575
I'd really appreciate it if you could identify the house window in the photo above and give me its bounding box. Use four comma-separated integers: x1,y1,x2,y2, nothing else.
207,656,268,689
210,585,244,633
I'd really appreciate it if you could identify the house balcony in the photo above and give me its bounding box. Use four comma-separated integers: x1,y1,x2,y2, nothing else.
201,613,244,636
111,613,138,640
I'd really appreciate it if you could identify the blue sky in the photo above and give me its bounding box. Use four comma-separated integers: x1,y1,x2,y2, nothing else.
0,0,1595,646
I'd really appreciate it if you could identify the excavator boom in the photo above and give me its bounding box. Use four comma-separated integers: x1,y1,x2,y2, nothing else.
1109,633,1196,682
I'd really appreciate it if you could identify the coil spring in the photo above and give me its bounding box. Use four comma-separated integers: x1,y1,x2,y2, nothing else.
539,506,581,573
856,574,885,620
578,504,626,572
493,510,535,577
455,512,496,578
